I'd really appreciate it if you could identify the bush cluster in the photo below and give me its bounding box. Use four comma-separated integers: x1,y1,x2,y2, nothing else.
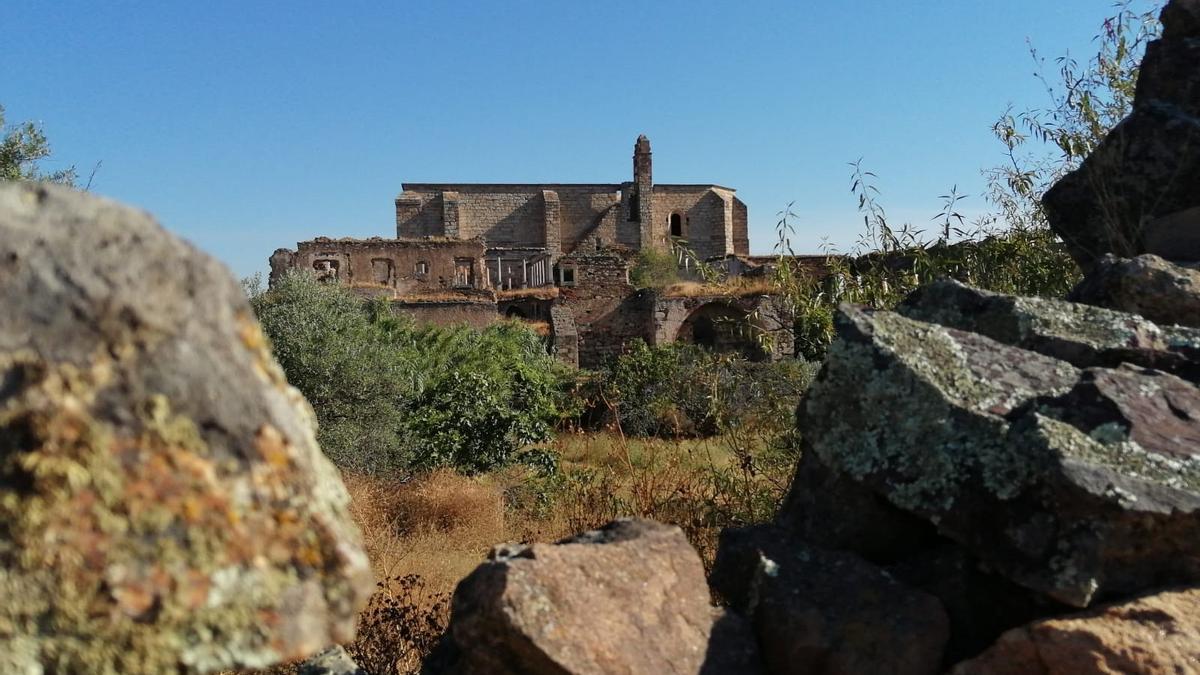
587,340,818,438
248,272,577,475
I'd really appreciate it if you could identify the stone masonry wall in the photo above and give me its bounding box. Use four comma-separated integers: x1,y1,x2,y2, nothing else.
653,187,742,259
651,293,794,361
556,253,651,368
272,237,488,295
396,183,744,259
398,184,629,253
396,301,500,329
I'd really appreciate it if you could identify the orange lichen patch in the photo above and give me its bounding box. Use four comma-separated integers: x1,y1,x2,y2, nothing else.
237,310,267,352
0,361,348,669
255,425,294,468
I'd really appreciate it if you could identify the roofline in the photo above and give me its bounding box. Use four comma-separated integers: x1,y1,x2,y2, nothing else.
398,182,736,194
402,183,622,192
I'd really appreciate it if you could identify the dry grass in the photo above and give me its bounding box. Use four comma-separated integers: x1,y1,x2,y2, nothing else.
343,470,506,589
523,320,552,336
235,431,791,674
393,291,495,304
661,277,776,298
496,286,560,300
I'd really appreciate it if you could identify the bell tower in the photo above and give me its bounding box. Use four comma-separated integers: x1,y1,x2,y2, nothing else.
631,135,657,249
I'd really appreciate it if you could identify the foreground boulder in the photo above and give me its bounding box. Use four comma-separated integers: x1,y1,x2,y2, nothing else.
712,526,948,675
953,587,1200,674
1068,254,1200,329
1042,0,1200,270
794,303,1200,607
428,519,762,675
0,183,372,673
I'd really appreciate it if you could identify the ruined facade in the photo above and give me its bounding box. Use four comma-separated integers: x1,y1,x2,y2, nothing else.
393,134,749,267
270,136,789,367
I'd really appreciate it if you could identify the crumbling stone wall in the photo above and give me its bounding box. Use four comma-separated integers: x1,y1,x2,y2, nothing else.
396,300,501,329
270,237,488,295
549,305,579,366
651,294,794,361
555,253,653,368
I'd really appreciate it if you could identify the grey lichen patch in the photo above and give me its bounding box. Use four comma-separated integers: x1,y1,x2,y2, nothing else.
1022,413,1200,494
806,308,1073,514
899,278,1200,370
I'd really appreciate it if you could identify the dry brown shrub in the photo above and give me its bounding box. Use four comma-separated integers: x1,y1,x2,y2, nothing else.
346,575,450,675
390,469,505,544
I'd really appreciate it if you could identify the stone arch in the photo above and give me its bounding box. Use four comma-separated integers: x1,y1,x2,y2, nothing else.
674,301,768,361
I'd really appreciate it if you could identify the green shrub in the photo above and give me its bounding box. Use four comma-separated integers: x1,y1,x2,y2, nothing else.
629,248,680,289
250,272,418,474
248,272,577,475
590,340,817,438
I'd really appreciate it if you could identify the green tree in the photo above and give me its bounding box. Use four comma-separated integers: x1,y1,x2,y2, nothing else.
0,104,76,185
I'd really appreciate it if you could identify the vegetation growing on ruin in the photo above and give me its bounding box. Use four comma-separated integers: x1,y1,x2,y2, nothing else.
629,247,681,289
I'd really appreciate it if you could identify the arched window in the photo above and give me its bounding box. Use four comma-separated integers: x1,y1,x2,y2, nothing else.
669,213,683,238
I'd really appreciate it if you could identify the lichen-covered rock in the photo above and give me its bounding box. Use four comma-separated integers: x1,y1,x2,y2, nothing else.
794,305,1200,607
0,183,372,674
951,587,1200,675
1069,254,1200,328
711,525,948,675
899,278,1200,379
429,518,763,675
1042,0,1200,271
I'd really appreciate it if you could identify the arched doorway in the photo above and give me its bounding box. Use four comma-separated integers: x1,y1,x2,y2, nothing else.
669,213,683,238
675,302,767,361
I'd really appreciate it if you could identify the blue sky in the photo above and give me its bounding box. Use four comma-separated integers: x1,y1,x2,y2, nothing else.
4,1,1137,278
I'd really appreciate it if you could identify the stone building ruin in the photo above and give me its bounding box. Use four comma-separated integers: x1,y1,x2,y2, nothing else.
270,136,795,367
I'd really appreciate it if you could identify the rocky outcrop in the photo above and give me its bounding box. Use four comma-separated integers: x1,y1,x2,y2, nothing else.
794,303,1200,609
1042,0,1200,271
952,587,1200,675
900,278,1200,379
0,183,372,674
428,519,762,675
712,526,949,675
1068,254,1200,328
